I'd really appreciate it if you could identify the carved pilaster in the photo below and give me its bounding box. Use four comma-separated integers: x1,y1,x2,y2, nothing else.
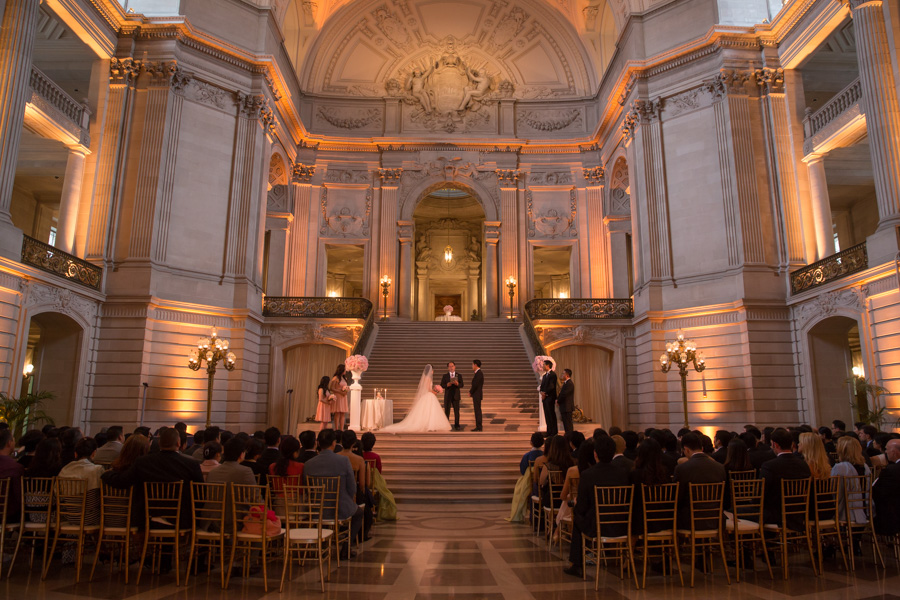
235,92,275,132
109,57,142,86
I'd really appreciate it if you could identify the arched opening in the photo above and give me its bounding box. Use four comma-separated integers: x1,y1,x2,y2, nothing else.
808,316,862,426
23,312,83,427
282,342,348,434
549,343,613,427
607,156,633,297
413,187,486,321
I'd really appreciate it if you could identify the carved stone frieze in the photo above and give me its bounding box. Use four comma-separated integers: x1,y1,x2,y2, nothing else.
527,189,577,239
186,80,230,111
541,324,626,349
517,108,583,132
527,172,574,186
316,106,382,130
792,285,868,330
664,87,705,118
269,323,355,346
320,187,372,237
324,169,371,184
23,281,100,323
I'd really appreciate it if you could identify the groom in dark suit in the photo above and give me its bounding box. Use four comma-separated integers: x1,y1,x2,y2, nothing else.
441,362,463,431
539,360,558,436
470,360,484,431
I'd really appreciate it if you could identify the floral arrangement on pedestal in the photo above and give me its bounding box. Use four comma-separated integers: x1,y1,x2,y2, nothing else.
532,355,556,373
345,355,369,373
443,305,454,316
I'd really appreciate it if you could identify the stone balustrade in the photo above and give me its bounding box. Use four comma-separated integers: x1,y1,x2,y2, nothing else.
524,297,635,320
802,78,863,152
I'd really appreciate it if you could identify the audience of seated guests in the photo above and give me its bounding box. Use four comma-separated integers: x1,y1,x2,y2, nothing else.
799,432,831,479
711,430,731,464
818,427,836,454
611,435,634,471
341,430,375,539
257,427,282,472
871,433,893,467
874,438,900,536
361,432,382,473
724,438,753,475
761,427,811,528
564,433,630,577
184,429,204,456
860,425,880,457
199,441,223,480
742,431,775,470
302,429,362,559
241,438,268,483
16,430,43,469
94,426,124,465
57,437,104,525
554,439,595,540
520,432,545,475
540,435,575,509
298,430,319,463
0,430,24,520
565,431,586,457
674,432,726,530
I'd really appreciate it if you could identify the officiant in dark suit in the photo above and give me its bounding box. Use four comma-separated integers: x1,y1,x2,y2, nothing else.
441,362,464,431
557,368,574,435
470,360,484,431
539,360,558,436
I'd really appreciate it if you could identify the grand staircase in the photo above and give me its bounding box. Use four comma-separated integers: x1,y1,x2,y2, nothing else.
360,321,540,503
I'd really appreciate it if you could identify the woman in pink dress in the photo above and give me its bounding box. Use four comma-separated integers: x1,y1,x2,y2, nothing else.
329,364,349,430
315,376,333,431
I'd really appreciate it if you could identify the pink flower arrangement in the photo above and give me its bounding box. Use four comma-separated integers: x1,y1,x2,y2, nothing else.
344,354,369,372
443,305,453,314
532,355,556,373
433,385,443,394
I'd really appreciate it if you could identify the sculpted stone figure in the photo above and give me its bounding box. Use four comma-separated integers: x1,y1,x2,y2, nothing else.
416,233,433,261
407,64,436,114
458,68,491,111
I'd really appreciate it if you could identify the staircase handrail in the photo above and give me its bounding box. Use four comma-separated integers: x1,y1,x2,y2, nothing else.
522,309,547,357
351,303,376,356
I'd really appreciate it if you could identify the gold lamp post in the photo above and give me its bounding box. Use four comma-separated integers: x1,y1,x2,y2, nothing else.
380,276,391,321
188,327,236,428
506,276,517,321
659,330,705,429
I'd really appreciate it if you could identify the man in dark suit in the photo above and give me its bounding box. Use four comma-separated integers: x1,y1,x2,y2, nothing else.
441,362,464,431
861,425,880,458
557,368,574,435
760,428,810,529
564,433,630,577
673,432,726,530
297,430,319,462
0,430,24,520
874,439,900,536
539,360,559,437
257,426,281,473
743,432,775,470
710,430,731,464
469,360,484,431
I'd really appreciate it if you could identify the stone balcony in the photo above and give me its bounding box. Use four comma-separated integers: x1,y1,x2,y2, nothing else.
24,66,91,150
802,77,865,157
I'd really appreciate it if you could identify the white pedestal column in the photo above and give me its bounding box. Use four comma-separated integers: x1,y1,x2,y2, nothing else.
56,148,88,254
349,373,363,431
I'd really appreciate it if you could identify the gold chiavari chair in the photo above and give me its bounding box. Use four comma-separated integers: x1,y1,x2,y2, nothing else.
90,485,136,583
728,470,757,481
137,481,189,585
841,474,885,570
677,482,730,588
8,477,54,578
811,476,847,574
580,485,638,590
0,479,17,581
44,478,100,582
305,475,354,567
185,482,228,588
268,475,301,520
638,482,682,589
528,461,542,536
725,478,772,582
226,483,283,592
543,470,565,549
280,484,333,592
763,477,816,580
558,474,579,549
364,459,378,523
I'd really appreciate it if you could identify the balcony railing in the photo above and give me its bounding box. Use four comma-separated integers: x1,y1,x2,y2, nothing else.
262,296,373,318
790,242,868,295
525,298,635,320
803,77,862,141
21,235,102,291
29,66,89,128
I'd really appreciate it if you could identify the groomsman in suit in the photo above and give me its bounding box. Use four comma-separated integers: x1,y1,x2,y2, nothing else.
470,360,484,431
441,362,464,431
539,360,559,436
557,368,574,435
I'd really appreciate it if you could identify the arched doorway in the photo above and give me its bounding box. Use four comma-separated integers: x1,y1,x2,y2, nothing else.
413,187,486,321
808,316,863,426
23,312,83,428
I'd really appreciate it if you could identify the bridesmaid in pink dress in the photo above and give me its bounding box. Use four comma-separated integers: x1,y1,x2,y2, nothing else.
315,376,333,431
329,364,349,430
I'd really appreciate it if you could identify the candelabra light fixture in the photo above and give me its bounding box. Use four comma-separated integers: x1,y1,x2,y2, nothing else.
380,275,391,321
659,330,706,429
506,276,517,321
188,326,236,427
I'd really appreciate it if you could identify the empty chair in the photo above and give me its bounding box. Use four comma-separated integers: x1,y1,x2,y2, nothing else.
305,475,355,567
280,484,333,592
185,482,228,588
226,483,284,592
89,484,137,583
676,481,730,588
8,477,54,578
763,477,816,580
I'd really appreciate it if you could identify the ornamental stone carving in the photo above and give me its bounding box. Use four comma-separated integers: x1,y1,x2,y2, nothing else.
292,164,316,183
527,189,577,238
320,187,372,237
792,285,868,329
316,106,382,130
517,108,583,132
324,169,372,184
186,80,230,111
378,168,403,184
754,67,785,95
23,281,100,323
527,172,574,186
109,57,141,85
583,167,605,184
270,324,355,346
496,169,520,186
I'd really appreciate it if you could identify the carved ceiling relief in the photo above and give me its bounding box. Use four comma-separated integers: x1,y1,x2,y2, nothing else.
320,180,373,238
526,185,577,239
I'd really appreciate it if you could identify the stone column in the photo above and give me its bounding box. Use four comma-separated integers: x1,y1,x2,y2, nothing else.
398,220,413,319
0,0,39,258
416,262,429,321
484,221,500,318
496,171,519,315
56,147,88,254
287,164,315,295
467,267,479,320
583,168,607,297
805,154,834,258
607,221,632,298
851,0,900,227
378,169,402,315
265,214,291,296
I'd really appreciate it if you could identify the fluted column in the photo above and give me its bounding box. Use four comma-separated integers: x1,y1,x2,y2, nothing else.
805,154,834,258
583,169,607,297
286,164,315,295
378,169,402,315
416,262,429,321
496,170,519,315
0,0,39,258
484,221,500,319
265,215,291,296
851,0,900,226
398,220,413,319
56,148,88,254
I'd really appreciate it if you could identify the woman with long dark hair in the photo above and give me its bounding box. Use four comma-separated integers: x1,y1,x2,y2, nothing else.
315,376,333,431
630,438,670,533
330,364,349,431
723,438,753,474
25,438,62,478
539,435,575,508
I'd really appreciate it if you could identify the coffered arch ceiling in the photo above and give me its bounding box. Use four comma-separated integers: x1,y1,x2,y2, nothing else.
282,0,629,99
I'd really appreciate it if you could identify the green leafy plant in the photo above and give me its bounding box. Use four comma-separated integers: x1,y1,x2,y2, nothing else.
0,391,55,438
847,377,891,429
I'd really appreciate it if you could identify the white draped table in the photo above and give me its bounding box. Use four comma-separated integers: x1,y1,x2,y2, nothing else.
434,315,462,321
361,397,394,430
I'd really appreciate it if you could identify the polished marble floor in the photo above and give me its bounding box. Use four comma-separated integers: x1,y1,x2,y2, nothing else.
2,504,898,599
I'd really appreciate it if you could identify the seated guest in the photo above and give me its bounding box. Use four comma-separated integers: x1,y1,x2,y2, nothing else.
874,438,900,536
302,429,362,559
25,438,62,479
540,435,575,509
94,426,125,465
101,433,147,526
818,427,836,454
59,427,83,467
711,430,732,464
361,432,382,473
871,433,894,468
799,432,831,479
650,430,678,477
565,431,586,457
241,438,268,483
831,436,871,526
58,437,104,526
207,437,256,529
199,441,222,480
520,432,545,475
564,434,630,577
832,420,846,436
743,432,776,470
258,427,282,474
0,429,25,520
298,430,319,463
611,435,634,471
630,438,671,533
860,425,880,457
554,440,596,539
622,430,639,461
339,430,374,538
760,428,811,528
673,432,726,530
183,429,204,456
16,430,43,470
269,436,303,488
724,438,753,475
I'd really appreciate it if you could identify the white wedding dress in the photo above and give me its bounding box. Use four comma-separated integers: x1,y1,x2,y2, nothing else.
379,364,452,433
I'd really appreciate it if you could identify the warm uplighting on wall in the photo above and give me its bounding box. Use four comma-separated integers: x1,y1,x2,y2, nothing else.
379,276,391,321
558,291,568,299
329,291,338,298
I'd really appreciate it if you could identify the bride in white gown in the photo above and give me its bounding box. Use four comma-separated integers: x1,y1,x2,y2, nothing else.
380,364,452,433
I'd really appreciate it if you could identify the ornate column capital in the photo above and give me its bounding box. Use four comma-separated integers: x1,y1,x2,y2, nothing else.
378,168,403,184
109,57,142,85
622,98,663,139
705,69,755,98
583,166,605,185
235,92,275,131
484,221,501,242
292,163,315,183
397,220,414,241
495,169,520,186
754,67,785,95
